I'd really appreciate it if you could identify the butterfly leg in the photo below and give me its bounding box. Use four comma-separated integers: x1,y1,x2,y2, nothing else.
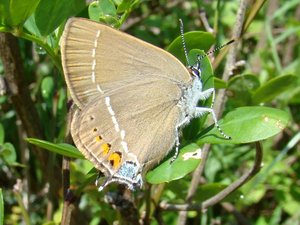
197,88,230,139
194,107,231,139
95,172,112,191
170,116,191,163
98,176,112,191
95,172,102,187
198,88,215,108
170,127,181,164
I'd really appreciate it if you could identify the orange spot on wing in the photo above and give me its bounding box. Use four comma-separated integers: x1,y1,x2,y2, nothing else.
101,143,111,156
95,135,102,142
108,152,122,169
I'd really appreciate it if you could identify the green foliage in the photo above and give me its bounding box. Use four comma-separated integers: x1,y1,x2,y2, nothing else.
34,0,86,36
26,138,84,159
0,0,40,28
0,0,299,224
146,143,201,184
199,106,290,144
251,74,298,104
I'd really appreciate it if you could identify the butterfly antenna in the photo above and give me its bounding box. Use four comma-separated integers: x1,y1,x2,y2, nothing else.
197,39,235,61
179,19,190,66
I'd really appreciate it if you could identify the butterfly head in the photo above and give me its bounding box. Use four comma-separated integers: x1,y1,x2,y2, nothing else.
189,60,202,80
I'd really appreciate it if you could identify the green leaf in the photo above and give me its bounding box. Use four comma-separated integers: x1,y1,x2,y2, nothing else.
0,142,16,165
0,188,3,225
89,0,119,26
166,31,215,64
35,0,86,36
252,74,298,104
115,0,139,13
0,124,4,144
146,143,201,184
26,138,84,159
23,14,41,37
116,0,132,13
0,0,40,27
99,15,120,27
197,106,290,144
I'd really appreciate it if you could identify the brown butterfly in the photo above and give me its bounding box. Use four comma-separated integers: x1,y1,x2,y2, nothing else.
61,18,230,190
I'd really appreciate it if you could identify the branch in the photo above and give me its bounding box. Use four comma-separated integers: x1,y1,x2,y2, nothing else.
61,158,76,225
61,103,88,224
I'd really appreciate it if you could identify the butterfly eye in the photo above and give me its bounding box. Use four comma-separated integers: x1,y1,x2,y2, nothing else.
189,62,202,78
191,67,201,77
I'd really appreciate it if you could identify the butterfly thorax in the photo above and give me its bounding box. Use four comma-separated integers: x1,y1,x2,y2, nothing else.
177,75,203,126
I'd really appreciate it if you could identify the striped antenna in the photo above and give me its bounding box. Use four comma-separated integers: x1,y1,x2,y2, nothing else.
179,18,234,64
197,39,235,61
179,19,190,66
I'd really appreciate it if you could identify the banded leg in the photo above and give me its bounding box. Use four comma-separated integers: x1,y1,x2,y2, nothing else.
170,127,181,164
195,107,231,139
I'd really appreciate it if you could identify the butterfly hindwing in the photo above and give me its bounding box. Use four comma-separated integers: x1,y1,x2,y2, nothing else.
71,79,184,175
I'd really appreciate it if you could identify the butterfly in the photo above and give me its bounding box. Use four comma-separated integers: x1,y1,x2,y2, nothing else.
61,18,231,190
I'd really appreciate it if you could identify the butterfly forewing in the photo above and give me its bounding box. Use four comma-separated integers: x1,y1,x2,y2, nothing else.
61,18,191,108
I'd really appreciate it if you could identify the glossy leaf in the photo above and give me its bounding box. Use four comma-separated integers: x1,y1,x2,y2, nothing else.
0,0,40,27
26,138,84,159
146,143,201,184
35,0,86,36
197,106,290,144
252,74,297,104
23,14,41,36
